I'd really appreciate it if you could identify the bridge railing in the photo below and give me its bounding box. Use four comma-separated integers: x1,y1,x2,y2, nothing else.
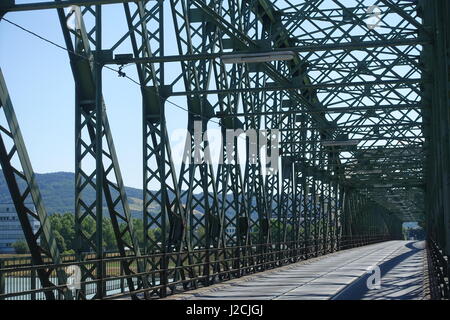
0,234,391,300
427,237,449,299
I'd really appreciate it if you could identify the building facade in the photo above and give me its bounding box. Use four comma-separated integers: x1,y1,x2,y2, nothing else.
0,204,39,253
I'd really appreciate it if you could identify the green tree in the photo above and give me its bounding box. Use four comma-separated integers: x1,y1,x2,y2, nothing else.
153,227,162,241
122,218,147,249
50,213,76,252
196,226,205,242
132,218,144,247
102,217,117,251
54,230,67,252
60,213,76,249
12,240,29,254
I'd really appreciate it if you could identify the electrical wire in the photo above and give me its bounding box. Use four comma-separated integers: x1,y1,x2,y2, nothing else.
1,17,241,129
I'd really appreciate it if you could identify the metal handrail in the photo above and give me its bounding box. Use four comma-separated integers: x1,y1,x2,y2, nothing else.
0,234,391,300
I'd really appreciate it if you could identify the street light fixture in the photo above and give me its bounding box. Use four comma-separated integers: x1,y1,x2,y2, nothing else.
352,169,382,174
220,51,296,64
320,139,360,147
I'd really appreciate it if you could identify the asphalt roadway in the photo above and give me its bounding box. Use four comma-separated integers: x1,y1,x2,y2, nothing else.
164,240,426,300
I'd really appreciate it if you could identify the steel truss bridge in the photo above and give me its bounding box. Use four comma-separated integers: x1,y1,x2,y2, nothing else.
0,0,448,300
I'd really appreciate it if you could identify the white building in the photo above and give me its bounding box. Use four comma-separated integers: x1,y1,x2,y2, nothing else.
0,204,40,253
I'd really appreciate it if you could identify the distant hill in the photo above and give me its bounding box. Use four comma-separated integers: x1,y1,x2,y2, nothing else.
0,171,289,220
0,171,212,218
0,171,150,217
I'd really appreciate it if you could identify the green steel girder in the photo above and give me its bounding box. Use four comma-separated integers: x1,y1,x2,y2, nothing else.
176,1,426,220
167,79,421,96
1,0,135,12
420,0,450,261
169,0,227,284
0,69,71,300
189,0,332,132
55,4,148,299
99,38,428,66
121,0,195,296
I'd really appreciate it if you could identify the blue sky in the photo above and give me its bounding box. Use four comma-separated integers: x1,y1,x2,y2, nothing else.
0,2,194,189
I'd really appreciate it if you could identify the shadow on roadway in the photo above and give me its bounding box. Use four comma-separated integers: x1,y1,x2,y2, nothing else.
332,241,424,300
